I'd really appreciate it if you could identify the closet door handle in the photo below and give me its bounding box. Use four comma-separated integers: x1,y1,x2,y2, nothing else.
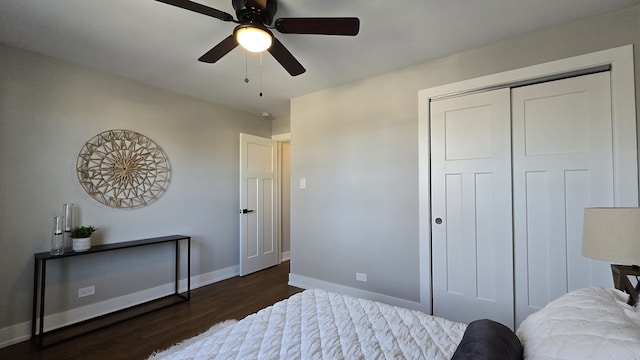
241,209,254,214
434,217,443,225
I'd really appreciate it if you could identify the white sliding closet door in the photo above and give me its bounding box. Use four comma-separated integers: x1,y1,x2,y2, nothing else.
431,72,618,328
512,72,614,326
431,88,514,327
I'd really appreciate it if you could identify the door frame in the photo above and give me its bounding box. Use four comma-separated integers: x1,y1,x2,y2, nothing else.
417,44,637,313
272,132,291,262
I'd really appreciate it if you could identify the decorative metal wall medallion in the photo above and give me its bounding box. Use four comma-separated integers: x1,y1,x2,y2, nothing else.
76,130,170,208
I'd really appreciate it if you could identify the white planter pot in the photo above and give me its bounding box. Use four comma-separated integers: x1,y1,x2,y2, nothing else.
72,237,91,252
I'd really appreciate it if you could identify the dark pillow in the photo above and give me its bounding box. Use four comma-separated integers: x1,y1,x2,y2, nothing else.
451,319,523,360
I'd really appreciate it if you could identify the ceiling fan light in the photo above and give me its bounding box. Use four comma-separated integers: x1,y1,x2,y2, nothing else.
236,26,273,53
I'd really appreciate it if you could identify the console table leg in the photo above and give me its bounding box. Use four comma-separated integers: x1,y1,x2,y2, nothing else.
187,238,191,300
38,260,47,348
174,241,179,295
31,258,38,342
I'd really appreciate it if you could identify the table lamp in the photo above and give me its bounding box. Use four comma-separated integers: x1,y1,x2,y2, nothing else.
582,207,640,305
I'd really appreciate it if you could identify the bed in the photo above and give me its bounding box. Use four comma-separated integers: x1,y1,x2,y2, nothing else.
149,287,640,359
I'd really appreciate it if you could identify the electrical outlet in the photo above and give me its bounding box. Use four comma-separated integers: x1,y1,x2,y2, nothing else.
78,285,95,298
356,272,367,282
300,178,306,189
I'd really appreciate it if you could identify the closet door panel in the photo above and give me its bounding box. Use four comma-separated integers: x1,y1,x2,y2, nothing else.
444,173,464,295
431,88,514,328
521,171,554,309
565,170,592,290
475,172,498,300
512,72,614,326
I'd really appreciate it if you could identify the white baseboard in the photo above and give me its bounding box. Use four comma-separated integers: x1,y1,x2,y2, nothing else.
0,322,31,349
288,273,427,313
190,264,239,289
281,251,290,261
0,264,239,349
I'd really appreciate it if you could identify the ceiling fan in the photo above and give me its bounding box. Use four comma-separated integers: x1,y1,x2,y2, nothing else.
156,0,360,76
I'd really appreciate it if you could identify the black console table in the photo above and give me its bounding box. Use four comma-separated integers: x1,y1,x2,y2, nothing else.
32,235,190,348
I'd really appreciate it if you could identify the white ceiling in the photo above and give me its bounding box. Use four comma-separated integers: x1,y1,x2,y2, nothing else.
1,0,639,118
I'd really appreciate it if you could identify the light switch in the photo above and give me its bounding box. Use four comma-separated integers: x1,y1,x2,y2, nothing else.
300,178,306,189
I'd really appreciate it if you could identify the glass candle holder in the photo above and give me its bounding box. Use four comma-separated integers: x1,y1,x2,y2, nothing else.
51,216,65,255
63,203,73,232
63,203,73,250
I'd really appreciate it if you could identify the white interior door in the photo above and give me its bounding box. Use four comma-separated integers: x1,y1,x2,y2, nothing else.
431,88,514,328
240,133,278,276
512,72,614,325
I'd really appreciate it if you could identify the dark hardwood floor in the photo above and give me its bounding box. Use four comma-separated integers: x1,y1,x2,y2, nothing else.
1,262,302,360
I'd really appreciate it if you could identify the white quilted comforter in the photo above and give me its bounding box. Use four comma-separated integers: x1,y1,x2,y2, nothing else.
516,287,640,360
150,289,466,359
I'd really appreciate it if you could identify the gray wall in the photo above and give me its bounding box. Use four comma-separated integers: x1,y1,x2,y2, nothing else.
272,114,291,135
0,44,271,336
289,5,640,302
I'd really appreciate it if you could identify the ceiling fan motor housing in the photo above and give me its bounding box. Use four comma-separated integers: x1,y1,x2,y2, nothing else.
232,0,277,25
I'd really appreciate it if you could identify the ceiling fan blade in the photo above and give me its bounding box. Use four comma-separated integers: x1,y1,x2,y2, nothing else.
275,17,360,36
155,0,235,22
268,38,306,76
198,35,239,63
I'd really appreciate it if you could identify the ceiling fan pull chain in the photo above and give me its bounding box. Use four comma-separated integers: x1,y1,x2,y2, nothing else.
259,52,263,97
244,50,250,83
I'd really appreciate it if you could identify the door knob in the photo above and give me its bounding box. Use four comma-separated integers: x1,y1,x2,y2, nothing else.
240,209,255,214
435,217,443,224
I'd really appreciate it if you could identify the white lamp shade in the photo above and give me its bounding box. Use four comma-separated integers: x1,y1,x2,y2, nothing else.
582,207,640,266
235,26,272,53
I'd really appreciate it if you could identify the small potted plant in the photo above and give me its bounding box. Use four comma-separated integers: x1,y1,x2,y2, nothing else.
70,226,97,252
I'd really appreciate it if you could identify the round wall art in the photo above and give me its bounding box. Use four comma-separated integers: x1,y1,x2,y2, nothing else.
76,129,170,209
